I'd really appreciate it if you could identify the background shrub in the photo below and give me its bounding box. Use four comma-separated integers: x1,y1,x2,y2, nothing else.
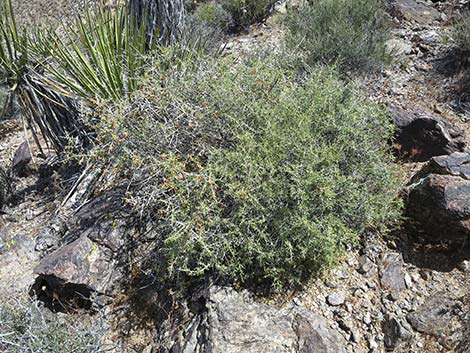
285,0,392,72
193,1,234,30
450,17,470,57
97,56,402,290
0,300,105,352
190,0,276,31
221,0,276,28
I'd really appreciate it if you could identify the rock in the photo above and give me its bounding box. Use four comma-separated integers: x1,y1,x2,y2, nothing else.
382,315,412,349
162,286,348,353
31,190,127,310
386,38,413,57
327,291,346,306
404,272,413,289
357,255,375,275
389,0,441,25
380,253,406,294
407,293,464,343
406,173,470,244
32,235,118,310
411,152,470,181
11,140,32,177
389,105,466,162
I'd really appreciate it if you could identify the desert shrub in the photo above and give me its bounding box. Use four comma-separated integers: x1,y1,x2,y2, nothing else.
97,56,402,290
286,0,392,72
190,0,275,30
450,17,470,57
221,0,276,28
0,300,105,353
193,1,233,30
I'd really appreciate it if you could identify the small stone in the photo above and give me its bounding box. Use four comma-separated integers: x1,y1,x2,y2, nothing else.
419,270,429,280
404,272,413,289
353,288,364,298
363,312,372,325
368,336,379,350
380,253,406,293
351,330,361,343
358,255,375,274
457,260,470,272
325,279,338,288
327,291,346,306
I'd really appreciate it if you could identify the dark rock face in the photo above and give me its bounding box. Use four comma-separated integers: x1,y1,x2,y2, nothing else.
32,235,118,310
11,140,32,177
31,189,127,311
159,286,347,353
406,173,470,244
388,0,441,25
411,152,470,181
407,293,465,345
390,106,466,162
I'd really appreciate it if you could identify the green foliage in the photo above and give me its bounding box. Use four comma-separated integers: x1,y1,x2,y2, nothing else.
0,0,87,152
98,57,402,290
190,0,275,31
451,17,470,57
193,1,233,30
33,5,150,102
220,0,275,28
0,300,104,352
286,0,392,72
0,0,29,88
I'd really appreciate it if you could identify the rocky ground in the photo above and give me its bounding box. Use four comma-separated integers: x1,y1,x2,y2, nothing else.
0,1,469,353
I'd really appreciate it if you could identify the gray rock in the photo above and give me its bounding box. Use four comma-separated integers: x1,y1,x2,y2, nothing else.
357,255,375,275
386,38,413,57
389,105,466,162
407,293,464,339
389,0,441,25
327,291,346,306
380,253,406,293
382,315,412,349
163,286,348,353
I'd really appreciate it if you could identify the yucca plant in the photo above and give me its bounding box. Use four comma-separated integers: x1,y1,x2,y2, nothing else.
128,0,185,45
33,5,152,102
0,0,88,152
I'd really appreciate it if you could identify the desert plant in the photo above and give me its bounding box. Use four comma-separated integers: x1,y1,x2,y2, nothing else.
0,0,88,152
450,16,470,57
0,300,105,353
97,56,402,290
32,5,151,102
193,1,233,30
286,0,392,72
128,0,185,45
221,0,276,28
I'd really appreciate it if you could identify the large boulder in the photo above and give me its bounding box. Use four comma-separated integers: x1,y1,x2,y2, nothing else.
407,293,467,349
405,153,470,245
31,189,127,310
158,286,348,353
388,0,441,25
390,106,466,162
